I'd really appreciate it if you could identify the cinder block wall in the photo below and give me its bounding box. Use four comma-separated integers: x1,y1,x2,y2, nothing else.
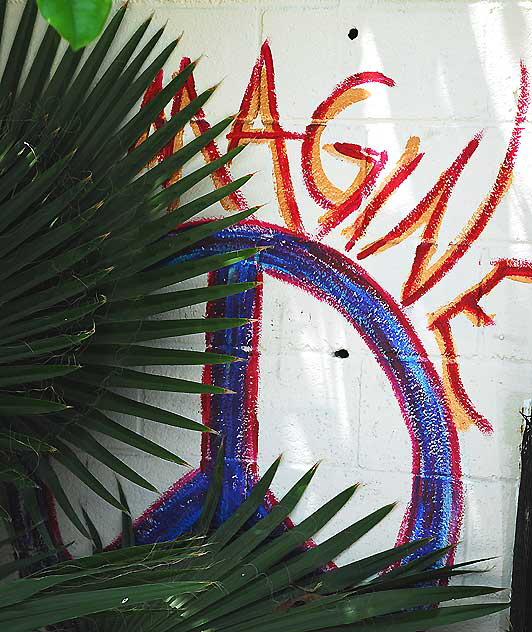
7,2,532,630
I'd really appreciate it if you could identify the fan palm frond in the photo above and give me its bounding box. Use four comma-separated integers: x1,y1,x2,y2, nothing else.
0,0,259,536
0,458,507,632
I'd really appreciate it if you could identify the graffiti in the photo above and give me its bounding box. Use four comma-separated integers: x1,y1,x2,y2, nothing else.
133,58,247,212
131,223,462,565
429,259,532,432
109,42,529,562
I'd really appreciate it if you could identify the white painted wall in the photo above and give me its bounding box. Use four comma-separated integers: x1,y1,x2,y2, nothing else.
7,1,532,630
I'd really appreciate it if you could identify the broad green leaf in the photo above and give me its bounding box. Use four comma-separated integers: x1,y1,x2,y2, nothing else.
37,0,112,51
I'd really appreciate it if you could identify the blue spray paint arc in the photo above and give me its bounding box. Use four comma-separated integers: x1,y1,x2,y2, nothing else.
133,221,462,561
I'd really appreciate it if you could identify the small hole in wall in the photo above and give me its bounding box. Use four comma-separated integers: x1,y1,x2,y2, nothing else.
348,27,359,40
334,349,349,359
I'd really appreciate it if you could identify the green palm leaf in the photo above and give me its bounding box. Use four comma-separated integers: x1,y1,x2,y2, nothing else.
0,461,506,632
0,0,260,537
